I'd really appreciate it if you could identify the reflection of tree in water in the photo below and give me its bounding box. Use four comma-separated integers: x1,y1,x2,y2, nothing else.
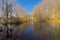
34,21,60,40
33,0,60,40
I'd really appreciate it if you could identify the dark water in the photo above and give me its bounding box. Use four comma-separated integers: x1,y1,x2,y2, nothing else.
0,22,60,40
20,24,40,40
0,22,40,40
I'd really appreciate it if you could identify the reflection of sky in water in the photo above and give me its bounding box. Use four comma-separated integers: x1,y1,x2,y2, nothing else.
24,27,34,36
21,27,40,40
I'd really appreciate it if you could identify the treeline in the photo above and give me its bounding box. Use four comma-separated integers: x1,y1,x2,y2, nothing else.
33,0,60,22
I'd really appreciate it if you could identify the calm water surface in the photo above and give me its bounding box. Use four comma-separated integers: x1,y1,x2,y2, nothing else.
0,22,60,40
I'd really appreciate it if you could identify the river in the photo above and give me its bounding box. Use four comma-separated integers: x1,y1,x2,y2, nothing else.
0,21,60,40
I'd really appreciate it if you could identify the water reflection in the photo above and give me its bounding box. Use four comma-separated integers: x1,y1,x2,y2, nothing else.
0,21,60,40
34,21,60,40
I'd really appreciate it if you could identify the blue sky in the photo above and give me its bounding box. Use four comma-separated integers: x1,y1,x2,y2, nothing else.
16,0,42,14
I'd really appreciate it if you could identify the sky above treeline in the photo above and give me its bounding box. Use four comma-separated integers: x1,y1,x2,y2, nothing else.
16,0,42,14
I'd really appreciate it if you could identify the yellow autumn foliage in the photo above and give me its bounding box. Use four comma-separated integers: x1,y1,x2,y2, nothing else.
33,0,60,22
